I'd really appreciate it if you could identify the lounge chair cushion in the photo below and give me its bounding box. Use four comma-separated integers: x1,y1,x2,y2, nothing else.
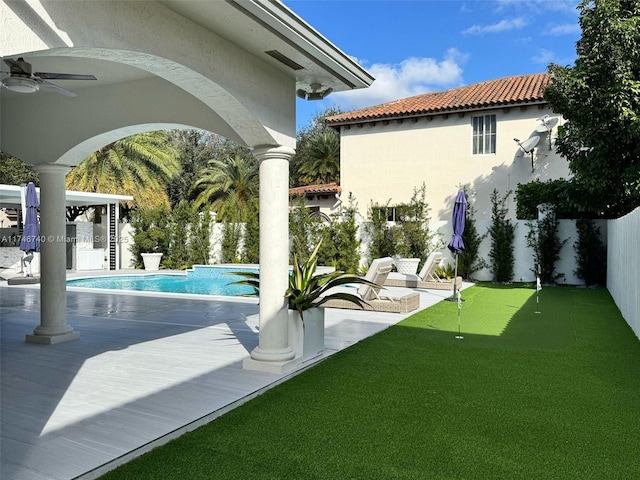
417,251,443,280
357,257,394,301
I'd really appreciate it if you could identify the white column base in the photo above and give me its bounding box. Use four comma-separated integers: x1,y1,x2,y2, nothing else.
243,355,301,374
26,331,80,345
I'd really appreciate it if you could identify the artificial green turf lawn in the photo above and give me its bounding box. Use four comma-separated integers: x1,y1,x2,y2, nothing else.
100,284,640,480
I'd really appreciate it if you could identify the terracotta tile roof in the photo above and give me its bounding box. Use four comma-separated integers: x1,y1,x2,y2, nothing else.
289,182,341,196
325,73,551,125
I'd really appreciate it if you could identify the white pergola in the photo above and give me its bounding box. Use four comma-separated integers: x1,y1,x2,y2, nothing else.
0,0,373,373
0,183,133,270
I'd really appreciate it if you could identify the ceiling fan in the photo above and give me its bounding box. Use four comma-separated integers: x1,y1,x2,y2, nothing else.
1,57,96,98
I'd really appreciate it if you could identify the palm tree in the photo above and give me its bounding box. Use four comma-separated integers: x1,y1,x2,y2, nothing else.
66,131,180,210
298,131,340,185
291,106,344,186
192,153,258,221
0,152,39,185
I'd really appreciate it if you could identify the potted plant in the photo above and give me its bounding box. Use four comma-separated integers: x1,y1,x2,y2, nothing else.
390,225,421,275
133,226,166,270
131,207,169,270
231,240,378,361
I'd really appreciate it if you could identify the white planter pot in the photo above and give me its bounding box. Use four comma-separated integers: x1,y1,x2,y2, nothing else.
394,257,420,275
141,252,163,271
288,307,325,361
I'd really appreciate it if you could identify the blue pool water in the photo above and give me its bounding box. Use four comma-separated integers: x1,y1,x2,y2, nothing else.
67,265,258,296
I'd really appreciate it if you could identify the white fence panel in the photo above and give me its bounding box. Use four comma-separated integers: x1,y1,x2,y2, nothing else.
607,207,640,340
373,219,602,285
356,218,602,285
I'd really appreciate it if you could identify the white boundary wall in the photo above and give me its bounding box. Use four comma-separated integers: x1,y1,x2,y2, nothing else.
607,207,640,340
118,222,225,268
437,219,607,285
357,219,606,286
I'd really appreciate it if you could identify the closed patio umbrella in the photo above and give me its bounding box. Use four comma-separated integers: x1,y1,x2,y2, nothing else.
448,191,466,256
447,190,466,338
19,182,40,276
446,190,467,294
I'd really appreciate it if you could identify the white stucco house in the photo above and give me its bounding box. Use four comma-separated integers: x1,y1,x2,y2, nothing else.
326,73,569,222
289,182,343,221
325,73,592,283
0,0,373,373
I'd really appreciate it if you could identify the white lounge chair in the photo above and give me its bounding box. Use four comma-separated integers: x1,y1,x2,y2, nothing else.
384,252,462,290
322,257,420,313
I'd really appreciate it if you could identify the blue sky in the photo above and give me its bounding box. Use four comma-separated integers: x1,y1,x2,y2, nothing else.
286,0,582,130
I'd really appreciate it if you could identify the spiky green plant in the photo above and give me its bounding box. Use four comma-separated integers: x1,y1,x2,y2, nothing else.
230,240,379,323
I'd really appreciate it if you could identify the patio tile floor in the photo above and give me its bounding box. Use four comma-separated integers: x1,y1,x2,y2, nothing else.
1,277,462,480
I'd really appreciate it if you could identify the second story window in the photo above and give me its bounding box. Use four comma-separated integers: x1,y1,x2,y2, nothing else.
472,114,496,155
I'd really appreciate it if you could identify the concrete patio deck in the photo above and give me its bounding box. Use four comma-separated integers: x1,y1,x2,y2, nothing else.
1,275,467,480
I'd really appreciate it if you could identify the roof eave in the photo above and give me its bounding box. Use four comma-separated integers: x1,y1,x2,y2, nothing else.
326,99,548,128
236,0,375,91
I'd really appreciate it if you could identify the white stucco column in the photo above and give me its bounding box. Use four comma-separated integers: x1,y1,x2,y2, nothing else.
26,164,80,345
243,145,298,373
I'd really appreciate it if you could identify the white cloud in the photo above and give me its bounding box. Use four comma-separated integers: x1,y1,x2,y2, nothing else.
531,48,575,66
495,0,577,15
330,49,467,110
463,17,527,35
532,49,557,65
544,23,581,36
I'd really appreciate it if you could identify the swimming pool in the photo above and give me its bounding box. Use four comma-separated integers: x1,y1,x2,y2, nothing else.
66,265,257,296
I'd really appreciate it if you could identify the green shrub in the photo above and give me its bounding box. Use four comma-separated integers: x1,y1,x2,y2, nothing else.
574,218,606,286
487,189,516,282
164,200,193,269
515,179,601,220
364,200,395,262
526,204,567,284
241,197,259,264
317,193,361,273
189,210,211,266
457,185,488,280
366,184,441,270
130,206,170,268
221,220,242,263
289,196,322,265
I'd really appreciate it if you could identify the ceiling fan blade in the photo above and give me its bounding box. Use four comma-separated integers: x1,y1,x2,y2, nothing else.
4,58,20,68
35,72,97,81
40,80,77,97
4,58,29,75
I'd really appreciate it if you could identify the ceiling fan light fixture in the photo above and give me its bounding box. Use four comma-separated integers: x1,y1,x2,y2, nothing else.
3,76,39,94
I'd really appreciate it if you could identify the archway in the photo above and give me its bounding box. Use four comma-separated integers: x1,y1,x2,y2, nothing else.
1,0,373,373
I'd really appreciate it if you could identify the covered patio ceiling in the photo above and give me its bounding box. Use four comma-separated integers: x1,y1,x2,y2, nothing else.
0,0,374,373
0,0,374,164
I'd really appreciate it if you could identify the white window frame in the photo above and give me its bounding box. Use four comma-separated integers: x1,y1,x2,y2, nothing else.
472,114,496,155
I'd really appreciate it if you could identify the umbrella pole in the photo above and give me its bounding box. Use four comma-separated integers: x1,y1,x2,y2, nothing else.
535,265,541,314
452,253,458,299
454,254,463,339
455,291,463,339
535,276,541,314
445,254,462,302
